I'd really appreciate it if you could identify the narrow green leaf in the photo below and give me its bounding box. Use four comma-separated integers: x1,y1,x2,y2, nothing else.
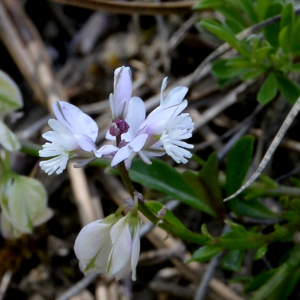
245,269,277,293
235,198,278,220
257,0,271,21
225,136,254,196
280,3,294,30
254,44,273,63
145,200,187,230
189,245,222,263
221,249,245,271
254,245,268,260
264,2,284,47
257,73,278,104
193,0,223,10
242,69,264,81
200,19,250,58
212,60,246,79
277,74,300,104
129,159,216,216
238,0,259,24
197,153,226,217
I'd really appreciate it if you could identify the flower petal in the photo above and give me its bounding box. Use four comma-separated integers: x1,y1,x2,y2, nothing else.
53,101,98,141
108,217,132,276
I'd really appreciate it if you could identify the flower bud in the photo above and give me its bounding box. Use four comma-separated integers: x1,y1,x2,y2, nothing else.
0,173,53,238
74,212,142,281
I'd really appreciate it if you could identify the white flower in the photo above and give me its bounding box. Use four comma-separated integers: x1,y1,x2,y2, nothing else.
39,101,116,175
110,66,132,120
74,212,141,281
111,78,194,168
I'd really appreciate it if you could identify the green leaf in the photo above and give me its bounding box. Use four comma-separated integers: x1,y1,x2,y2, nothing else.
212,60,246,79
193,0,223,10
0,120,20,151
219,221,262,250
257,73,278,104
277,74,300,104
238,0,259,24
145,200,187,230
245,269,277,293
254,245,268,260
0,70,23,113
242,69,264,81
289,62,300,72
280,3,294,30
264,2,284,47
189,245,222,263
254,44,273,63
257,0,271,21
234,198,278,220
221,249,245,271
129,159,216,216
200,19,250,58
225,136,254,196
290,18,300,54
185,153,226,218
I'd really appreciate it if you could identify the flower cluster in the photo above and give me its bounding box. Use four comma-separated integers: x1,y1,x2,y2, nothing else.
39,66,194,281
74,210,141,281
39,66,194,174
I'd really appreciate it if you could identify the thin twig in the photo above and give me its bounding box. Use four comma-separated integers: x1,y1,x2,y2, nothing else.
0,269,13,300
48,0,197,15
56,274,99,300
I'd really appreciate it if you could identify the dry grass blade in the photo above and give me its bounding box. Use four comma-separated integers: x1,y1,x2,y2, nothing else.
48,0,197,15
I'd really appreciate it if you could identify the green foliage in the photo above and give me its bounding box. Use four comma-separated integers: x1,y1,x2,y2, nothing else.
189,245,222,262
245,244,300,300
221,249,245,271
196,0,300,104
145,200,186,230
129,159,217,216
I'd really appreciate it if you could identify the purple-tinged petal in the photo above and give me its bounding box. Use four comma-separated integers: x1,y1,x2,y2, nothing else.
113,67,132,119
129,134,148,152
111,145,132,166
53,101,98,141
162,86,188,107
124,97,146,140
75,133,97,152
95,144,119,158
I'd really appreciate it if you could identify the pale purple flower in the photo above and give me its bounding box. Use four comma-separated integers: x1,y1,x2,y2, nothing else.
111,78,194,169
74,213,141,281
110,66,132,121
39,101,117,175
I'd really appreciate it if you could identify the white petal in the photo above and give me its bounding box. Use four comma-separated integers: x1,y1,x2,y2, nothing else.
160,77,168,105
95,144,118,158
124,97,146,139
75,133,97,152
162,86,188,107
111,145,131,167
131,222,141,281
74,220,112,274
129,134,148,152
108,217,132,276
39,152,69,175
53,101,98,142
113,67,132,119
